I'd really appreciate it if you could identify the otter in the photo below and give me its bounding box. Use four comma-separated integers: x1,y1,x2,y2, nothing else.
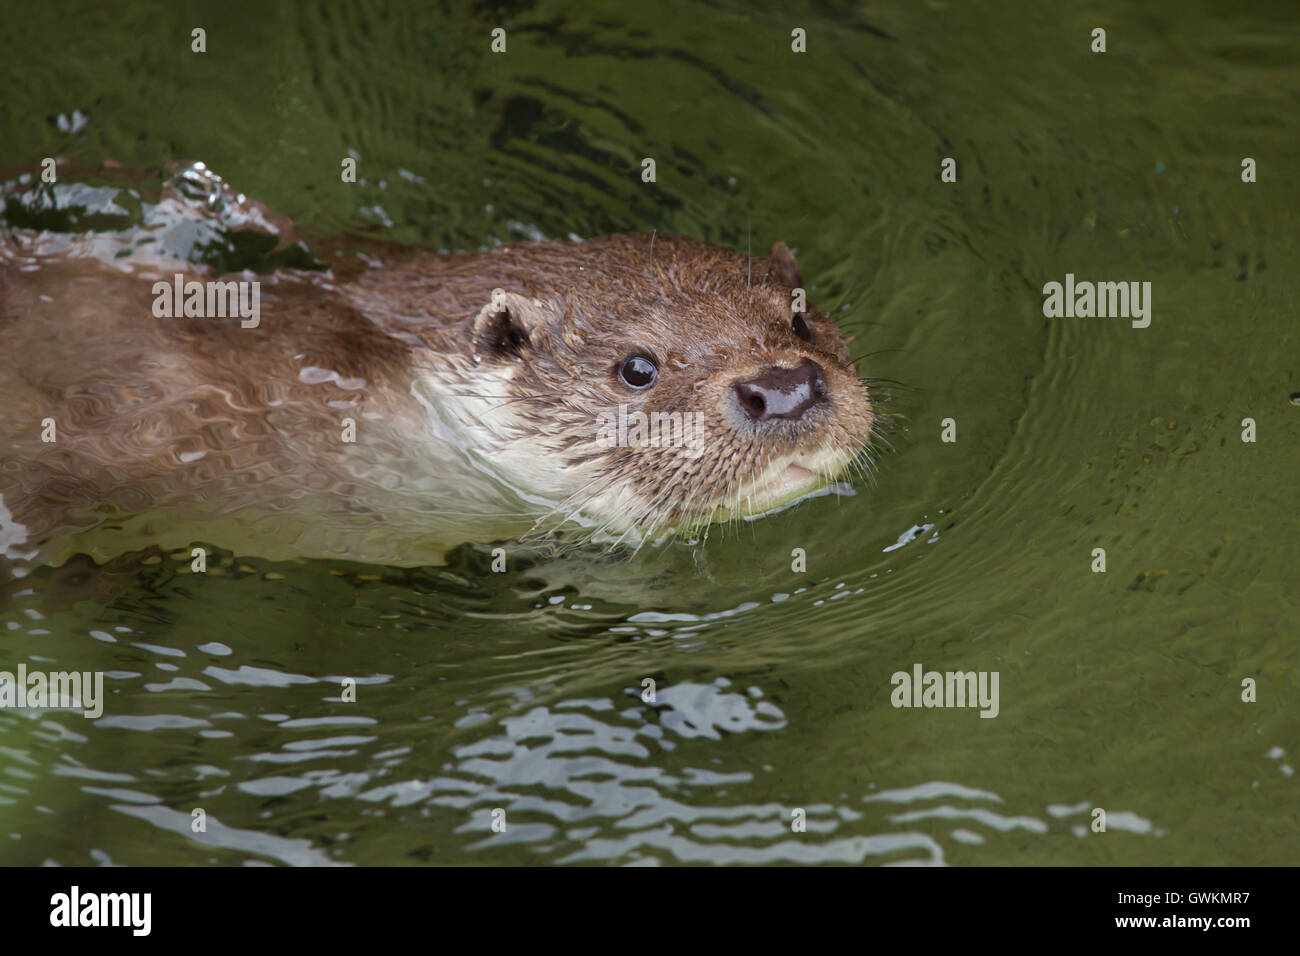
0,167,876,569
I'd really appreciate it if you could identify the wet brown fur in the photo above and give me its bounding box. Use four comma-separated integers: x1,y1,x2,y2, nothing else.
1,227,874,564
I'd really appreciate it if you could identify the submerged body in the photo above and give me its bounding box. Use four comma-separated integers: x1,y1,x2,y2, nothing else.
0,170,876,569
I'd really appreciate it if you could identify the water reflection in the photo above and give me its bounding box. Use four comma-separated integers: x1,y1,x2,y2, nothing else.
1,622,1165,865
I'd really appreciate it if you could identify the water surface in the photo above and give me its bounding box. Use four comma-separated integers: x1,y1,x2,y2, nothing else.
0,0,1296,865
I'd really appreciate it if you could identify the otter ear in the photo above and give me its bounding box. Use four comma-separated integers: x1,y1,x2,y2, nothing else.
472,289,541,361
768,241,802,289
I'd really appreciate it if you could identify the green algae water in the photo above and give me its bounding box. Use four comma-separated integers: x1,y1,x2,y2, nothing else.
0,0,1297,865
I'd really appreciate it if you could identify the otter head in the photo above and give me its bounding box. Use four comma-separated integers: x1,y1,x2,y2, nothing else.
461,234,876,543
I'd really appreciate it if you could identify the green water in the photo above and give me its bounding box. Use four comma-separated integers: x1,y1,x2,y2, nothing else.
1,0,1297,865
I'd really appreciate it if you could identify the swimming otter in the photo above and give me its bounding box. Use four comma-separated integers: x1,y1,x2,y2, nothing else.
0,167,876,568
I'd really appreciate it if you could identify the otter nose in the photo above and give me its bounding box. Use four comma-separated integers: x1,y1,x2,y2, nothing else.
733,360,828,422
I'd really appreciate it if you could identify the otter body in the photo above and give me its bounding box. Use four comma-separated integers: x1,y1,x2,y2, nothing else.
1,178,875,569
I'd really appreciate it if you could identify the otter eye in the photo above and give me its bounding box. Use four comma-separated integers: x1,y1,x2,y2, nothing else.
792,313,813,343
619,355,658,389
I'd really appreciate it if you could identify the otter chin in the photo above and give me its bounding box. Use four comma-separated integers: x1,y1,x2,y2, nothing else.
1,181,876,568
743,460,831,515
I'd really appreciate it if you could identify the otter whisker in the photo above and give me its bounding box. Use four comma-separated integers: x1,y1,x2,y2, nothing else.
849,345,908,361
